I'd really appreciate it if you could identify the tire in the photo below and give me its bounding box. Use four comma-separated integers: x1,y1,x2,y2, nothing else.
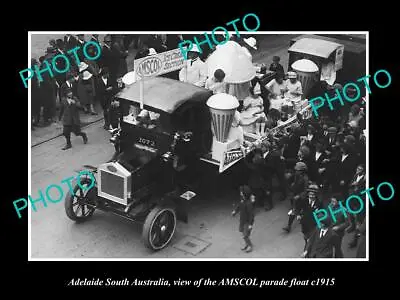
142,206,177,251
65,177,96,222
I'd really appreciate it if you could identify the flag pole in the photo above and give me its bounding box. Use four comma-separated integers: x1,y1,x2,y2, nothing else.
140,77,144,109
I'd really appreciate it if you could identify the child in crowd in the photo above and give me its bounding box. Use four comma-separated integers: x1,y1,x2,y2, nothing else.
232,185,256,253
205,69,227,94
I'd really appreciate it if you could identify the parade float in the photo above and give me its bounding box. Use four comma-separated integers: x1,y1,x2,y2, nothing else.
63,44,314,251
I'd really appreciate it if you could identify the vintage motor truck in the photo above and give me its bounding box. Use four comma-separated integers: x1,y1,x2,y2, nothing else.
64,77,219,251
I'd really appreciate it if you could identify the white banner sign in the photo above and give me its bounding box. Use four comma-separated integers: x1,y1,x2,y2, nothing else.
134,48,185,79
219,149,245,173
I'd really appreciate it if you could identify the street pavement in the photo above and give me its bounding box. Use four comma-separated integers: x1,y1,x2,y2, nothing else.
30,34,359,259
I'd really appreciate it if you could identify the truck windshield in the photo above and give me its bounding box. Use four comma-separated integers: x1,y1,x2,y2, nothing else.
122,104,172,134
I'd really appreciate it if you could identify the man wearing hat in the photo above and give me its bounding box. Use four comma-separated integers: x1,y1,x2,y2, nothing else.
97,67,117,130
333,141,358,198
269,56,284,74
302,214,342,258
99,35,114,79
298,184,322,250
178,45,207,87
311,138,328,186
283,161,309,233
59,89,88,150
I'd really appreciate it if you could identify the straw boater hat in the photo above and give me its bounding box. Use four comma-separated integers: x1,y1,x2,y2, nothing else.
307,184,319,193
148,48,157,55
82,70,93,80
244,37,257,50
79,62,89,72
287,71,297,79
188,44,201,53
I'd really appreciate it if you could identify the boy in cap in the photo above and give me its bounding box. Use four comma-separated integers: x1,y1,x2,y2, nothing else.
232,185,256,252
59,89,88,150
179,45,208,87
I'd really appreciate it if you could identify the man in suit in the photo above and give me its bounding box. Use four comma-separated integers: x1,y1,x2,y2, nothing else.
64,34,78,52
97,67,117,130
356,218,366,258
39,56,57,125
302,215,342,258
322,126,341,191
54,39,68,103
76,34,86,62
333,142,358,197
298,184,322,250
283,162,309,233
100,35,116,83
111,35,129,79
245,148,269,210
262,141,287,203
59,89,88,150
328,195,349,258
31,59,42,127
311,138,328,186
347,164,366,237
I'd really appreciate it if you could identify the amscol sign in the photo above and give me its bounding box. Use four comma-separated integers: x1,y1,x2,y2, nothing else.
219,149,245,173
134,48,185,79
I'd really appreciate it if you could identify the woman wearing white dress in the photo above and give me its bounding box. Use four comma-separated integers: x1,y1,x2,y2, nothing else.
240,85,266,137
284,71,303,113
265,72,287,111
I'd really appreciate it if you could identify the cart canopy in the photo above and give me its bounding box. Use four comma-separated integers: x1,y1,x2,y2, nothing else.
288,37,343,59
116,77,212,114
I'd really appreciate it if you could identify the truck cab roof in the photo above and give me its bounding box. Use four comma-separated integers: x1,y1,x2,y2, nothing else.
116,77,212,114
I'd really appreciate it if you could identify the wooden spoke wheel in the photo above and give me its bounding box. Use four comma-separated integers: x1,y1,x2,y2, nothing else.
65,177,96,222
142,206,177,251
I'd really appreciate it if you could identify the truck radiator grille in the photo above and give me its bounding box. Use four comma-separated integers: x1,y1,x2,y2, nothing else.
100,170,124,199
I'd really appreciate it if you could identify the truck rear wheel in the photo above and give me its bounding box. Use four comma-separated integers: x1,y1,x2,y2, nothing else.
65,178,96,222
142,206,176,251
